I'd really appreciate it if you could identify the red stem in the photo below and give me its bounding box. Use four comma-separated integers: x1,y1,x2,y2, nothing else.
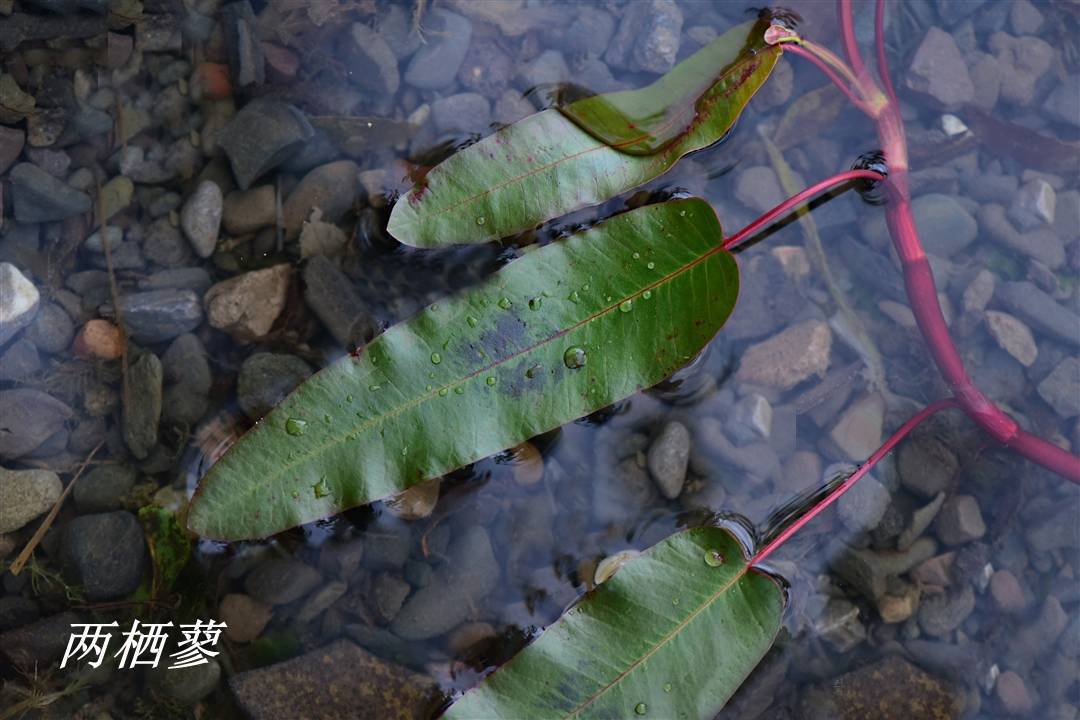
722,169,884,251
752,399,959,565
874,0,898,104
781,44,872,114
837,0,869,83
773,3,1080,484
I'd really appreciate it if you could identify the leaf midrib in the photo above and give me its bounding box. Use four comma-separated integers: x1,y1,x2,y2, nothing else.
233,232,729,501
562,560,752,719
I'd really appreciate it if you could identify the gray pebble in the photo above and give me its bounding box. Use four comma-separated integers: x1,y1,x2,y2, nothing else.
0,389,72,460
1037,357,1080,418
391,526,498,640
151,659,220,705
73,464,137,512
997,281,1079,347
122,352,163,459
180,180,223,258
935,495,987,545
918,586,976,637
117,289,203,344
61,511,147,601
25,302,73,354
9,163,92,223
0,338,41,382
0,466,62,533
403,9,472,90
647,421,690,499
217,98,314,190
244,558,320,605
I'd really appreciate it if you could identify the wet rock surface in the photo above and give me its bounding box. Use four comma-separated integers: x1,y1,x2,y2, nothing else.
801,655,964,720
392,526,499,640
0,467,61,533
61,511,146,601
229,639,440,720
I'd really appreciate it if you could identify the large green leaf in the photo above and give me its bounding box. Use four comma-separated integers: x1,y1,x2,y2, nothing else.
387,20,779,248
444,526,786,719
186,198,738,540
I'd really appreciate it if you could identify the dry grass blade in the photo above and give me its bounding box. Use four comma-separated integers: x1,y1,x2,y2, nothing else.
9,442,104,576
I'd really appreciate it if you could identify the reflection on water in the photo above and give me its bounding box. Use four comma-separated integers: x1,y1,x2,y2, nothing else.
0,1,1077,718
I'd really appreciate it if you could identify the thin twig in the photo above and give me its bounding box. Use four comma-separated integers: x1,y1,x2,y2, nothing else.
10,442,105,575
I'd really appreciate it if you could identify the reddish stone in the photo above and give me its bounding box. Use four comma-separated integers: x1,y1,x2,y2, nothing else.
261,42,299,82
73,319,124,360
196,62,232,100
989,569,1028,614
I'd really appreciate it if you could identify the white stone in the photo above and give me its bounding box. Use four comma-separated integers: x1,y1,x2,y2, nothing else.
181,180,223,258
727,393,773,445
1008,178,1056,230
940,113,969,137
0,262,40,346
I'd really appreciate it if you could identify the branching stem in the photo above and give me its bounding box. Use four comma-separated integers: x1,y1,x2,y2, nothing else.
758,3,1080,484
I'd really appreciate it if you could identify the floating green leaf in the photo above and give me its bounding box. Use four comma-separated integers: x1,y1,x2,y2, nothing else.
186,198,738,540
387,19,779,248
557,19,774,155
444,526,786,719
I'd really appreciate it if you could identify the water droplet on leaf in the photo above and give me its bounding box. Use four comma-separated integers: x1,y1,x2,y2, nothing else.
498,297,512,309
368,384,381,392
528,297,543,311
704,549,725,567
663,683,672,693
466,315,479,327
454,386,464,395
634,703,648,715
642,290,652,300
285,418,307,436
430,352,442,365
619,299,633,313
312,478,330,498
486,376,496,386
563,346,587,369
525,364,541,379
568,291,580,303
646,261,655,270
439,388,449,397
476,216,486,225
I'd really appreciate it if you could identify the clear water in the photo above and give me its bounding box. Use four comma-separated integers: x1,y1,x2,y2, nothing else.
1,1,1077,718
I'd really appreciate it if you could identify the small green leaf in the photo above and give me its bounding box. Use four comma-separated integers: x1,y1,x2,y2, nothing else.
136,506,192,601
186,198,738,540
387,20,780,248
443,527,786,719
